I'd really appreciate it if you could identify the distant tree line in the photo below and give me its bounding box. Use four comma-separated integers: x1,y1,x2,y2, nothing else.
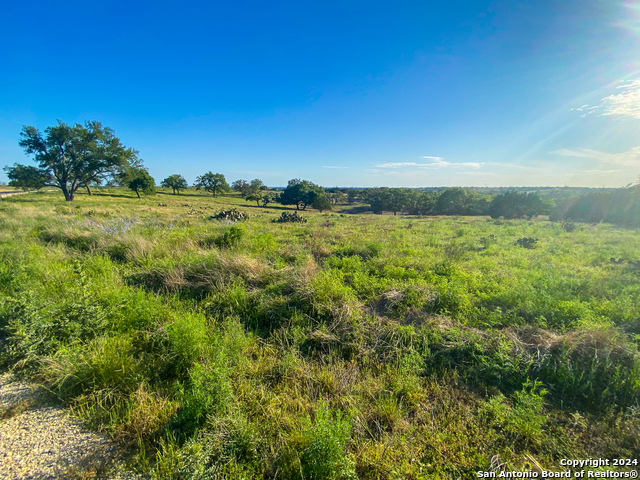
344,187,553,218
550,184,640,227
8,120,634,222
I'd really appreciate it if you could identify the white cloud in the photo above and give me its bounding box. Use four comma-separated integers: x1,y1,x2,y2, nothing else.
485,162,542,171
322,166,348,169
570,104,599,117
377,162,423,168
600,78,640,119
550,147,640,167
461,162,483,169
377,157,483,169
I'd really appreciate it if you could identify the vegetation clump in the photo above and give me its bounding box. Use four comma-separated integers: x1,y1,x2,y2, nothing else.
516,237,538,248
273,211,308,223
211,208,248,221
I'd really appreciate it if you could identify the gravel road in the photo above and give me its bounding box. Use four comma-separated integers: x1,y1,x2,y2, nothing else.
0,373,141,479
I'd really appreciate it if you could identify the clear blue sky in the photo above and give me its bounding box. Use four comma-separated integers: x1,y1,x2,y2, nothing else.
1,0,639,187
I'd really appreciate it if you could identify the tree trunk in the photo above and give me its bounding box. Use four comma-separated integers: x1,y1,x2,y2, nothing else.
86,185,92,195
256,200,260,206
61,185,74,201
136,187,141,199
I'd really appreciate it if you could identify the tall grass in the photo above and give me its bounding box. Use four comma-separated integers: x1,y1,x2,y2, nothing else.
0,189,639,478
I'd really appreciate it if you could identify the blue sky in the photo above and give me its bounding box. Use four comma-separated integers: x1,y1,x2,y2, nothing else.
1,0,639,187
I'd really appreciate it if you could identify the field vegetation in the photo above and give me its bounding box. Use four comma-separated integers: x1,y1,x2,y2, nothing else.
1,187,639,479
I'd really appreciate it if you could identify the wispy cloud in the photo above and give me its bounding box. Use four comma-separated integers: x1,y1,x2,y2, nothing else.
600,78,640,119
376,162,422,168
550,147,640,166
377,156,483,169
570,104,599,118
322,165,348,169
485,162,542,171
579,169,621,174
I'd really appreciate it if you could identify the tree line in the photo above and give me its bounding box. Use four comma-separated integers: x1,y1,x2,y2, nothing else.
550,185,640,227
1,121,553,218
6,120,638,224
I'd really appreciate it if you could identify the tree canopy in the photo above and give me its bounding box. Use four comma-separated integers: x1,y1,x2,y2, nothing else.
4,164,49,191
489,191,553,219
232,179,249,194
127,168,156,198
194,172,230,197
551,185,640,226
8,120,139,201
280,180,331,210
161,174,188,194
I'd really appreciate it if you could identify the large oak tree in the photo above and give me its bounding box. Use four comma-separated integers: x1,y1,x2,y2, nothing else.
8,120,139,201
161,174,188,194
194,172,230,197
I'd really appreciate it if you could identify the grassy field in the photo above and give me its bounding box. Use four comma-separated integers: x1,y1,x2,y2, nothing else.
1,188,639,479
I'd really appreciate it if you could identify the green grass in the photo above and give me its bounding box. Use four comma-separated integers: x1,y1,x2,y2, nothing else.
1,187,639,479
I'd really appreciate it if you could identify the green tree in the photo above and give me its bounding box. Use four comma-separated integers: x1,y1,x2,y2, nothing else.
243,178,269,205
161,174,188,194
245,191,264,206
280,179,329,210
10,120,138,201
489,191,552,219
328,190,346,205
3,164,49,191
388,188,410,215
261,191,278,207
127,168,156,198
365,188,392,214
194,172,230,197
406,191,437,215
434,188,491,215
249,178,265,191
232,179,249,194
309,191,333,211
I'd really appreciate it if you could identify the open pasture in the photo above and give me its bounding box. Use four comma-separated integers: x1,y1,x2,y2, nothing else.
1,189,639,479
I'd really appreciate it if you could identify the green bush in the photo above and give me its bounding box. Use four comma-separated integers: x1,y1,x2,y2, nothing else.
278,404,356,480
173,361,233,437
211,208,249,222
483,379,547,449
214,225,247,248
274,211,307,223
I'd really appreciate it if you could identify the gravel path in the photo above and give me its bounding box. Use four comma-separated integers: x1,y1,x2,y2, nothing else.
0,373,141,479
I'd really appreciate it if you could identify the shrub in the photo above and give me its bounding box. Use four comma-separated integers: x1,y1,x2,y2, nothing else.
278,404,356,480
215,225,247,248
210,208,248,221
515,237,538,248
300,405,356,480
274,211,307,223
483,379,547,449
173,362,233,437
